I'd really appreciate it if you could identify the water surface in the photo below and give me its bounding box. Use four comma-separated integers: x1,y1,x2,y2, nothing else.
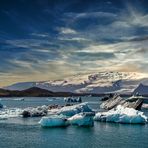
0,97,148,148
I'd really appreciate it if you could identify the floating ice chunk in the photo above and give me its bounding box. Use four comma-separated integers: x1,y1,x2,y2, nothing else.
13,98,25,101
64,97,82,103
21,105,48,117
39,115,69,127
94,105,147,124
0,108,22,119
68,112,94,126
0,105,49,119
0,105,61,119
57,102,93,117
142,104,148,109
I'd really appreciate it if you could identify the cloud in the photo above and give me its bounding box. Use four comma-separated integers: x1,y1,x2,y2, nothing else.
122,4,148,27
31,33,49,38
0,0,148,86
59,27,77,34
64,11,117,20
70,51,116,61
58,37,89,41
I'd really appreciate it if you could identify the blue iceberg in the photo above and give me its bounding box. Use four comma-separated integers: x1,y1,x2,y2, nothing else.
68,112,94,126
94,105,147,124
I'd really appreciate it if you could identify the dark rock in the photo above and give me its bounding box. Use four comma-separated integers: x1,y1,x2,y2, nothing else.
100,94,143,110
21,110,31,118
101,94,114,101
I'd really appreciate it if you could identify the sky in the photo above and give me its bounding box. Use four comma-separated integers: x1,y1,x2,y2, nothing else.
0,0,148,87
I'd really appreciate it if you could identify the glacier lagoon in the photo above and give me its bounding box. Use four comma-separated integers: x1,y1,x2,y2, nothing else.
0,97,148,148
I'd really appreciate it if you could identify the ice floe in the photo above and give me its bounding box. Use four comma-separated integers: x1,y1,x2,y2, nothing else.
57,102,94,117
94,105,147,124
142,103,148,109
0,108,22,119
13,98,25,101
21,105,48,117
64,97,82,103
39,103,94,127
0,105,50,119
39,115,69,127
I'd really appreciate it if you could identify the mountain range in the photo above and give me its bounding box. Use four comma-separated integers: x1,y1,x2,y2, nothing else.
3,72,148,96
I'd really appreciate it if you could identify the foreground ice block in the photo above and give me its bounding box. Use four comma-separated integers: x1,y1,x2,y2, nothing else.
39,115,69,127
57,102,93,117
68,112,94,126
94,105,147,124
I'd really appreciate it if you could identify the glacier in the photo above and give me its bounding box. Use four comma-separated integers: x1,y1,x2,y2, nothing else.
94,105,147,124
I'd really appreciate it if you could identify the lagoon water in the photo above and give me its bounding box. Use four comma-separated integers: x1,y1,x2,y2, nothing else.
0,97,148,148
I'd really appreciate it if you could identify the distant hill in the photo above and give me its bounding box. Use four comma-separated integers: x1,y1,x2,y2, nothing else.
0,87,76,97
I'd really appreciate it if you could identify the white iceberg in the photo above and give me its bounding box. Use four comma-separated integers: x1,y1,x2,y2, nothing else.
39,115,69,127
57,102,93,117
142,103,148,109
94,105,147,124
64,97,82,103
0,105,49,119
21,105,48,117
68,112,94,126
0,108,22,119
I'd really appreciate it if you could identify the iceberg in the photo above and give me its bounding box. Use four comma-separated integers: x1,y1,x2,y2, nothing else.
0,108,22,119
68,112,94,126
94,105,147,124
142,103,148,109
64,97,82,103
21,105,48,117
57,102,93,117
39,115,69,127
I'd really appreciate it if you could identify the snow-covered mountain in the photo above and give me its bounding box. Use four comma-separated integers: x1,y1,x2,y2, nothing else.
133,83,148,96
4,72,148,94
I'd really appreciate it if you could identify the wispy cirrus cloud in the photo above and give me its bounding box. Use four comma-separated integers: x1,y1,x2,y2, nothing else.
0,0,148,86
59,27,77,34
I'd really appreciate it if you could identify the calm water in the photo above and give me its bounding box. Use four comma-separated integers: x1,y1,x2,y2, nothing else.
0,97,148,148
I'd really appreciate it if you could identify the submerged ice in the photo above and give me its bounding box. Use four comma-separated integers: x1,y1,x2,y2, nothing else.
94,105,147,124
